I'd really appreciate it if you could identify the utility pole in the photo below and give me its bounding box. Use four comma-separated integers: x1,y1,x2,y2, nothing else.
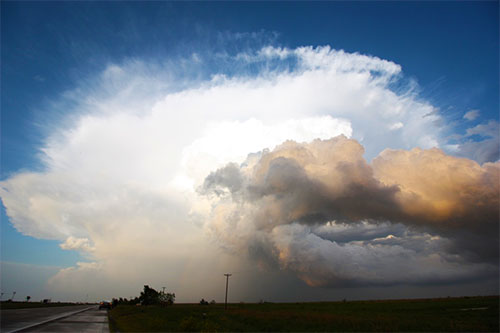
162,287,166,294
224,274,232,310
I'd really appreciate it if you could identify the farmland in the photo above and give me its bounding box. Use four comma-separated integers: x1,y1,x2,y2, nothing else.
108,295,499,332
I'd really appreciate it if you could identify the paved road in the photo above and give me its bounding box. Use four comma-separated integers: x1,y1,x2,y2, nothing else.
1,305,108,333
21,307,109,333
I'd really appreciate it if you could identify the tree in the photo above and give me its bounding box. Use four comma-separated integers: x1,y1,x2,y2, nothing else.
159,292,175,305
122,285,175,306
139,285,160,305
129,296,140,305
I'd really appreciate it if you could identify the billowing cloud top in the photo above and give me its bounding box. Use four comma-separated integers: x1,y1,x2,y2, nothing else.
1,45,498,300
204,136,499,232
201,136,498,286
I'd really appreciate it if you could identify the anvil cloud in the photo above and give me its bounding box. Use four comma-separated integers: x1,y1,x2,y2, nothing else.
1,45,498,301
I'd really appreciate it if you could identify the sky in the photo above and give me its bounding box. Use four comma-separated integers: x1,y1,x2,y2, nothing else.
1,2,498,303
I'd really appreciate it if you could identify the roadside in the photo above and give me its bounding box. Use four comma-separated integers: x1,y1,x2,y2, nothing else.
0,302,88,310
1,305,93,333
20,307,109,333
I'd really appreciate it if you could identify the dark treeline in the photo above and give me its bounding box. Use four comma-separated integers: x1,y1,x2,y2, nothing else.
112,285,175,308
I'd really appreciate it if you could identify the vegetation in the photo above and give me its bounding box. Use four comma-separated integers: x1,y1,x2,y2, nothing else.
108,296,499,332
111,285,175,308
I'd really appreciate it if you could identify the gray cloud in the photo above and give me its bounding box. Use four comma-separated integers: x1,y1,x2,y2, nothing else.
201,136,499,287
465,120,498,138
455,120,500,164
456,138,499,165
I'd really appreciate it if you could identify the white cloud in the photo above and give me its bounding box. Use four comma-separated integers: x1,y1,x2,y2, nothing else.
176,116,352,189
463,109,480,121
2,45,496,300
389,122,404,130
59,237,95,252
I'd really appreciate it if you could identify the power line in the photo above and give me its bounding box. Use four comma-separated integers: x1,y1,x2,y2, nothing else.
224,273,232,310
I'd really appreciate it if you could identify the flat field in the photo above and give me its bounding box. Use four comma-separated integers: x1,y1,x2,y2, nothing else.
108,295,499,332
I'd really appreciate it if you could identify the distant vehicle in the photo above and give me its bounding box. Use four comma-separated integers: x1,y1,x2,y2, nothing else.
99,301,111,310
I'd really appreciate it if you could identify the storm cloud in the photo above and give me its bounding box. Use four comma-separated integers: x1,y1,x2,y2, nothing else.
1,43,498,300
201,136,499,287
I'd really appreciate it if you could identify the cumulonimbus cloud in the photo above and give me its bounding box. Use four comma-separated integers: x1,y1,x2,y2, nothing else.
0,43,498,299
201,136,499,286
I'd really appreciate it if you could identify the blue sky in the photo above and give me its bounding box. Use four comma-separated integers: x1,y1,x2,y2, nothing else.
1,2,498,302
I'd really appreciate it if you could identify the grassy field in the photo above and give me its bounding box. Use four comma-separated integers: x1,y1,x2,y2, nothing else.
108,296,499,332
0,301,90,310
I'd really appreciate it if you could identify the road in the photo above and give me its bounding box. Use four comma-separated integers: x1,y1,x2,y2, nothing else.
1,305,108,333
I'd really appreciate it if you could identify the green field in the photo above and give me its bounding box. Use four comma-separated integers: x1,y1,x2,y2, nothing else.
0,301,89,310
108,296,499,332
